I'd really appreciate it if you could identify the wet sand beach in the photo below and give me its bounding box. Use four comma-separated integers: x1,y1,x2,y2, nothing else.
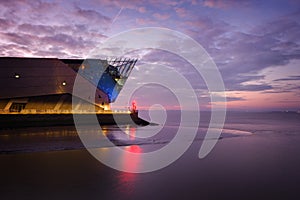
0,112,300,200
1,133,300,199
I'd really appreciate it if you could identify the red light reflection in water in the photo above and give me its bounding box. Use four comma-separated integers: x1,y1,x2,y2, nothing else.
124,125,136,140
121,145,142,176
127,145,141,153
129,127,136,140
118,126,142,196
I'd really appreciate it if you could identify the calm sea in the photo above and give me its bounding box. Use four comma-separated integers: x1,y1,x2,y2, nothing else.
0,111,299,153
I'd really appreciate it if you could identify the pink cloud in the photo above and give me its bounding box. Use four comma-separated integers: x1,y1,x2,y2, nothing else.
0,18,12,29
175,7,187,18
138,6,146,13
136,18,155,25
203,0,230,9
202,0,252,9
153,13,170,20
191,0,199,5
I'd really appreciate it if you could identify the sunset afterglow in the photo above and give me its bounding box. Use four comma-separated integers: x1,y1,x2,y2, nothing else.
1,0,299,111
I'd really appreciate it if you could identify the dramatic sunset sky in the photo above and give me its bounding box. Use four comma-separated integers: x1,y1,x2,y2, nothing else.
1,0,300,111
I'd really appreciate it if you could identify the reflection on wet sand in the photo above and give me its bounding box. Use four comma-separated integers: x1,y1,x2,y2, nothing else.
118,145,142,196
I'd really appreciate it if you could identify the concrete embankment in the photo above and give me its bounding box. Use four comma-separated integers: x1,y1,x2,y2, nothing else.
0,113,149,129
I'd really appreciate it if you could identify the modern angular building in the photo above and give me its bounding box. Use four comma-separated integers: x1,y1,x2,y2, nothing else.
0,57,137,114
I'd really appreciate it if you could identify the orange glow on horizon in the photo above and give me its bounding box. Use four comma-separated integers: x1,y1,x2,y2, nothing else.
225,91,300,110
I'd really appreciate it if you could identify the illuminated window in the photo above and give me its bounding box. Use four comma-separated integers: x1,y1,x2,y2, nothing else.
9,103,26,112
14,73,20,79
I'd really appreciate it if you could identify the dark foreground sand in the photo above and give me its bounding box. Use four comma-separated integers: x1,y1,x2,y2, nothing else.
1,132,300,200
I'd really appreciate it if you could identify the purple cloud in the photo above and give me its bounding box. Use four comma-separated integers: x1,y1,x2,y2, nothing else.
274,75,300,82
74,6,111,25
0,0,299,110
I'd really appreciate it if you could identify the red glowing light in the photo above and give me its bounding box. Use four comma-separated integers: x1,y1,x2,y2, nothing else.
127,145,141,153
131,100,137,112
